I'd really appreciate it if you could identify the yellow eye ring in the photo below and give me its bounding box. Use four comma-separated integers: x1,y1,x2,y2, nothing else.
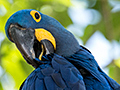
30,10,41,22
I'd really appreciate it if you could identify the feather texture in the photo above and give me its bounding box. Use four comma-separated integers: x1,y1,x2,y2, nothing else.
66,46,120,90
20,54,86,90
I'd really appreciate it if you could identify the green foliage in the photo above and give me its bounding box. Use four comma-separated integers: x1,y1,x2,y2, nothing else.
0,0,120,89
107,59,120,84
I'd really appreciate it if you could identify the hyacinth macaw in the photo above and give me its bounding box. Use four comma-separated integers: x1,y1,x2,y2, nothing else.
5,9,120,90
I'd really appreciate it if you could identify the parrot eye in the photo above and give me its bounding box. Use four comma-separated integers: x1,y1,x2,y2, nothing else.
30,10,41,22
35,13,40,19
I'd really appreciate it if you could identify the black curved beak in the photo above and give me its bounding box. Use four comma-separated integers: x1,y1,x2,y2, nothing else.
8,24,40,68
8,24,55,68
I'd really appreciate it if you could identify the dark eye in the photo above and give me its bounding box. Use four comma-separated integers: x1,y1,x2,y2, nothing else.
35,13,40,19
30,10,41,22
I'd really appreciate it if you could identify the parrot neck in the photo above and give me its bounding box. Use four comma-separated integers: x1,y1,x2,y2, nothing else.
53,28,80,57
42,14,80,57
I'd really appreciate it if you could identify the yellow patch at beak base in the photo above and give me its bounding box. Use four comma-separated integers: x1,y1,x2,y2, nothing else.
35,28,56,50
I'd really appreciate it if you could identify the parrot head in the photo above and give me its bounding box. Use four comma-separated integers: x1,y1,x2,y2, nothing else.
5,9,79,68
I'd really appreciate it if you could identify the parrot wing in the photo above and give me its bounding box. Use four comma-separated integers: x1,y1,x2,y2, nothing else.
66,46,120,90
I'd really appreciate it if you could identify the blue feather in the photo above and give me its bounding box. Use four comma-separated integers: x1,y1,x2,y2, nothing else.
20,54,86,90
66,46,120,90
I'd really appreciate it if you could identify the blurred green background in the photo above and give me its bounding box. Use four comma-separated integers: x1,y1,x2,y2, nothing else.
0,0,120,90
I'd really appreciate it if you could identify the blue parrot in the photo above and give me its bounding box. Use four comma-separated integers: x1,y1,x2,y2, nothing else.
5,9,120,90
